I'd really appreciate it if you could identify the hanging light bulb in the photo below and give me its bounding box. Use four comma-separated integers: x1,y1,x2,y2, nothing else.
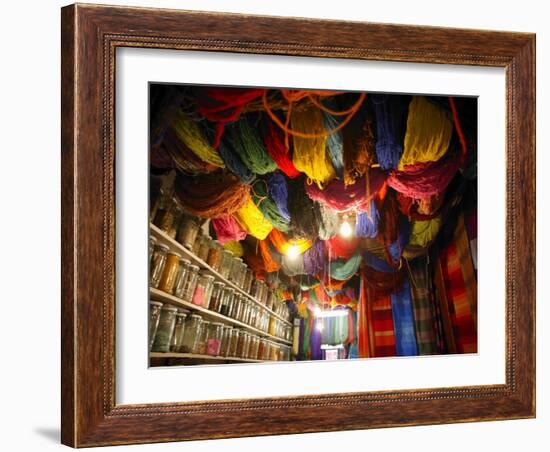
286,242,300,260
339,215,353,238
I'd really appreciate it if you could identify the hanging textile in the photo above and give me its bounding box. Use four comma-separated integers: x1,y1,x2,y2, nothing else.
303,240,326,276
174,172,250,218
291,104,336,188
399,96,453,170
322,109,345,179
408,217,442,248
305,169,386,213
161,126,217,174
371,94,410,170
267,172,291,221
233,197,274,240
357,268,372,358
211,215,247,244
325,236,361,260
217,138,256,184
378,189,401,245
434,214,478,353
269,229,312,255
407,256,438,355
258,239,282,273
355,199,379,238
282,253,306,276
316,203,341,240
194,87,265,148
369,287,396,357
390,276,419,356
171,110,225,167
287,177,322,240
223,240,244,257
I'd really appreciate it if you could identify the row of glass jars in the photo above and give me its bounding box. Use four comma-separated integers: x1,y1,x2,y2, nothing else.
149,302,291,361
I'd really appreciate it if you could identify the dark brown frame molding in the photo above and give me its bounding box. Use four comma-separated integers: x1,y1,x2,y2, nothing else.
61,3,536,447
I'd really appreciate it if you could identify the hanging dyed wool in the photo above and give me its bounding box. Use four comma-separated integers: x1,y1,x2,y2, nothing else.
194,87,265,148
408,217,442,248
263,121,301,178
355,199,379,238
398,96,453,170
269,229,312,255
305,169,386,213
397,192,444,220
326,236,361,260
242,247,267,280
315,203,340,240
217,138,256,184
290,104,335,188
174,171,250,218
171,110,225,168
251,180,290,232
211,215,247,244
406,256,439,355
266,172,291,221
390,276,419,356
377,189,401,245
258,239,281,273
357,272,372,358
161,127,216,174
328,254,362,281
371,94,410,170
322,108,345,179
287,177,321,240
363,251,395,273
223,240,244,257
387,217,411,265
363,265,405,292
388,152,461,198
303,240,326,276
227,115,278,175
341,100,376,185
233,197,273,240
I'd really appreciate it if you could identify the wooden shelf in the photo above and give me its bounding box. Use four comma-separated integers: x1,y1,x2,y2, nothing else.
149,352,263,363
150,287,293,345
150,223,292,326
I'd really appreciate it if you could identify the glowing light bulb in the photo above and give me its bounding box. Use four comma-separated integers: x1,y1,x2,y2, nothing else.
339,220,353,238
286,243,300,260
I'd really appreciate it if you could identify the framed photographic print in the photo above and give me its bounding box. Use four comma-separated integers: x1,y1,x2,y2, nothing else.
61,3,535,447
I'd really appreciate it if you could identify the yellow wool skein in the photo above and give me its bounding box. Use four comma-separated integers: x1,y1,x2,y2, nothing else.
408,217,442,248
172,110,225,168
291,105,336,188
399,97,453,170
233,197,273,240
223,240,244,257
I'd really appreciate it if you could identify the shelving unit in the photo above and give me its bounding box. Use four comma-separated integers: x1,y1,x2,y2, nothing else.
151,223,292,326
149,352,263,364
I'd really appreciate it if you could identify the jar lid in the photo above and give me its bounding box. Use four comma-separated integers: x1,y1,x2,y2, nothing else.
161,305,178,312
149,301,163,307
211,322,224,326
150,236,157,242
190,314,202,319
189,264,200,271
202,274,215,281
176,311,188,318
157,243,170,251
168,251,182,258
213,281,225,287
180,258,191,265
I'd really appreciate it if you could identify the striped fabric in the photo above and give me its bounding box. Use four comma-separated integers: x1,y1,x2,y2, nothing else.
369,288,397,357
390,277,419,356
437,214,478,354
407,257,439,355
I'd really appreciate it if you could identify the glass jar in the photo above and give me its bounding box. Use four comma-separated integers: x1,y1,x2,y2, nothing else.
227,328,239,357
229,257,243,286
265,292,275,311
257,337,266,361
206,240,223,271
196,320,210,355
220,287,234,317
191,273,215,308
158,251,182,293
182,264,200,301
206,322,223,356
248,304,258,330
268,316,277,337
149,301,163,350
242,268,253,294
181,314,202,353
152,192,173,231
150,243,169,289
191,231,202,256
209,281,226,313
219,249,234,278
177,214,200,250
197,235,211,262
167,201,184,239
151,304,178,352
241,332,252,359
149,180,164,223
172,258,191,299
250,280,262,302
226,290,239,319
236,329,249,359
220,325,232,357
249,335,260,360
149,236,157,265
170,310,187,352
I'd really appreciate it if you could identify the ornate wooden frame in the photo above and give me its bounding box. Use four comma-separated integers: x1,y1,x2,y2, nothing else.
61,3,535,447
